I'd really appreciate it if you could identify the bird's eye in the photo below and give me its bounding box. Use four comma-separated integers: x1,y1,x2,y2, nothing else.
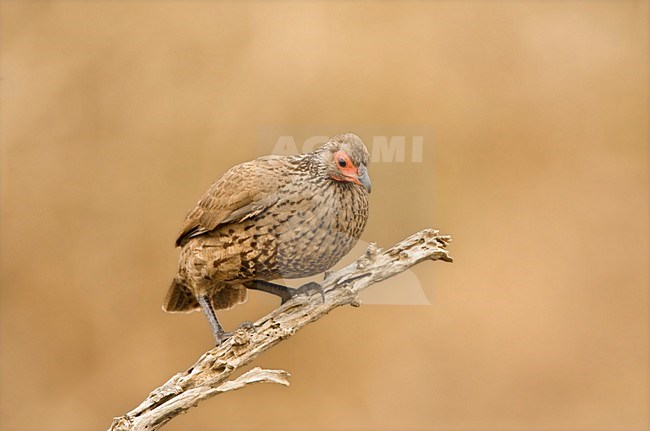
338,158,347,168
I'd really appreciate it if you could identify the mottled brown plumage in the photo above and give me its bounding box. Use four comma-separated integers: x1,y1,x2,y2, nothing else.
164,133,371,344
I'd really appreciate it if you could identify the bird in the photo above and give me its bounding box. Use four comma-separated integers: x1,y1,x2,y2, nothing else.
163,133,371,345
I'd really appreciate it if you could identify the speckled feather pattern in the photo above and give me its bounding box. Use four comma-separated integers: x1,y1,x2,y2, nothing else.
164,134,370,312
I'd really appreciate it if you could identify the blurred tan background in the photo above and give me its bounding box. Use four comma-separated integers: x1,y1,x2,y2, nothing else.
1,1,648,430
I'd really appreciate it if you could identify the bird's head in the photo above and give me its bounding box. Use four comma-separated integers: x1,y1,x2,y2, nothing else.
319,133,372,193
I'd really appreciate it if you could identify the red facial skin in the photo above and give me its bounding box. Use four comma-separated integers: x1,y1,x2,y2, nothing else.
331,150,363,186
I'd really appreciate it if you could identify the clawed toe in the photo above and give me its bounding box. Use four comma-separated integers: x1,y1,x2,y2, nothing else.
298,282,325,303
236,321,257,332
215,322,256,346
281,282,325,305
215,331,233,347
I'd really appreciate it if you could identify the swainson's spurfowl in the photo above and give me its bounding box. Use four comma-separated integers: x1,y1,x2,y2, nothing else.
164,133,371,345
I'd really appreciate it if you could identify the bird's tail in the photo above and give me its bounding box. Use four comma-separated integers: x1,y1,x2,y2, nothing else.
162,278,200,313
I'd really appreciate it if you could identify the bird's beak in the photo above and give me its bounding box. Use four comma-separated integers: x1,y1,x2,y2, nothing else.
357,163,372,193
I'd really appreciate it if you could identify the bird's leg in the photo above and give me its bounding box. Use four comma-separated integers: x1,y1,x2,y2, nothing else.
244,280,292,302
197,295,231,346
245,280,325,305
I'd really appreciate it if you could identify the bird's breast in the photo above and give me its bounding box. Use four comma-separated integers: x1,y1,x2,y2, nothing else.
271,182,369,278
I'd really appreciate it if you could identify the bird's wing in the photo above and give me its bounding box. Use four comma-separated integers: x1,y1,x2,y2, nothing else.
175,156,289,246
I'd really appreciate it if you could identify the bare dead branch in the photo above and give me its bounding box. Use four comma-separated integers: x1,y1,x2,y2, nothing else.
109,228,453,431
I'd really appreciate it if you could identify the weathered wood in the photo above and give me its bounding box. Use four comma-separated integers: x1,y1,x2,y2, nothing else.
109,229,453,431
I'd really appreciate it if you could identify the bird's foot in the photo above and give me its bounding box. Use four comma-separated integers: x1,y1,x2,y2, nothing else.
215,322,257,346
235,320,256,332
215,330,232,347
245,279,325,305
281,282,325,305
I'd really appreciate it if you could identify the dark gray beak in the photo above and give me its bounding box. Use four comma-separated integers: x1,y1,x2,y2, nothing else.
357,163,371,193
